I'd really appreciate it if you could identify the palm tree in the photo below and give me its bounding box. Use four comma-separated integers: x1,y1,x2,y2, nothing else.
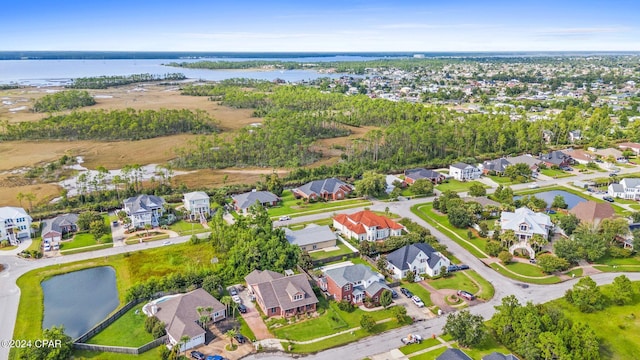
220,295,232,317
225,329,238,350
529,233,548,252
16,192,25,208
144,223,152,237
177,335,190,356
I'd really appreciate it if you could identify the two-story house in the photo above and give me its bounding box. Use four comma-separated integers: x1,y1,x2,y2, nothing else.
333,210,404,242
292,178,353,201
609,178,640,200
449,162,482,181
123,195,165,229
183,191,211,221
500,207,552,241
0,207,32,245
320,264,390,305
386,243,451,279
245,269,318,318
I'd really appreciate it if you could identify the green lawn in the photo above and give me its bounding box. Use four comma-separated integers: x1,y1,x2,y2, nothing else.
593,265,640,272
401,282,433,307
436,180,489,193
289,320,405,354
168,220,206,235
267,190,371,218
429,272,479,294
464,270,495,300
400,337,441,355
489,263,561,284
237,314,257,341
459,336,514,359
60,233,99,250
487,175,517,185
309,243,354,260
502,261,549,277
73,348,161,360
86,303,154,347
11,241,222,360
286,218,334,230
540,168,573,178
409,346,449,360
61,243,113,255
272,297,396,341
411,203,488,258
565,268,583,277
548,282,640,360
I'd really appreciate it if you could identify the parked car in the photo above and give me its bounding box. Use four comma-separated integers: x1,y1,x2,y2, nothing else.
206,356,225,360
229,287,238,296
401,334,422,345
162,241,172,246
609,173,618,177
279,215,291,221
457,264,469,270
528,183,539,189
400,287,413,298
603,196,615,202
238,303,247,313
411,295,425,308
234,333,247,344
390,289,398,298
457,290,476,301
191,351,205,360
447,264,470,272
529,259,537,264
232,295,242,304
112,220,119,226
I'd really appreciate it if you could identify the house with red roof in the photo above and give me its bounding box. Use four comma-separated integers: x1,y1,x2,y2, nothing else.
333,210,404,241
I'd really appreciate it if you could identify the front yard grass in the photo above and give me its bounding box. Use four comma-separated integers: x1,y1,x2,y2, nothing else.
487,175,518,185
409,346,449,360
309,243,354,260
86,303,153,347
540,168,573,178
168,220,206,235
464,270,495,300
401,282,433,307
60,233,99,250
399,337,441,355
429,272,479,294
73,349,160,360
286,218,334,230
436,180,489,193
268,190,371,219
272,296,396,342
489,263,561,284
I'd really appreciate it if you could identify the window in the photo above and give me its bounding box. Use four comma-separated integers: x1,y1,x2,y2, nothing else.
344,284,351,291
270,307,277,314
519,224,528,231
420,258,427,263
293,294,303,301
312,245,317,250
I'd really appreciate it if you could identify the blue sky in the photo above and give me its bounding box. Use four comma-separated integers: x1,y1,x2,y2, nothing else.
2,0,639,51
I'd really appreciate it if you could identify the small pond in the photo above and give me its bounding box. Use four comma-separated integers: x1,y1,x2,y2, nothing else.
42,266,119,339
514,190,588,209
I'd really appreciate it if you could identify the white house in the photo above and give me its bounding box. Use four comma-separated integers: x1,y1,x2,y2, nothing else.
123,195,165,228
333,210,404,242
183,191,210,221
386,243,451,279
608,178,640,200
449,162,482,181
500,207,552,241
0,207,32,246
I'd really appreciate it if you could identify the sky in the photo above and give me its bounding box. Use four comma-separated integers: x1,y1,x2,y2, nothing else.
2,0,639,52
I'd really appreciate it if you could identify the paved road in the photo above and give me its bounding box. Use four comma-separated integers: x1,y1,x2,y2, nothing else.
0,166,636,360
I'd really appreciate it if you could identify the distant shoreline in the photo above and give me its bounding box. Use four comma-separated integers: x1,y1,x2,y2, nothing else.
1,50,639,61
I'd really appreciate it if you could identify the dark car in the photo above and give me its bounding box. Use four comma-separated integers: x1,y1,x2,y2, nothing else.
390,289,398,298
234,333,247,344
457,264,469,270
447,265,459,272
191,351,205,360
400,287,413,298
238,303,247,313
609,173,618,177
603,196,615,202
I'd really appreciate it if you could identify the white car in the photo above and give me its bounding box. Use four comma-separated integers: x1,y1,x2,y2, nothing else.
162,241,172,246
411,296,425,308
232,295,242,304
279,215,291,221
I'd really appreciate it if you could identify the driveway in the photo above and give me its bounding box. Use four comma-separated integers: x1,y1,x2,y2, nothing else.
195,335,253,360
238,286,272,340
391,289,433,320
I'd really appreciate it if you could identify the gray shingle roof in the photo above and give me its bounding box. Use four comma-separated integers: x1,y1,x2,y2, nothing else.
232,191,279,210
245,269,284,286
42,213,78,236
123,195,165,214
294,178,352,197
482,158,511,173
284,225,337,247
436,348,473,360
482,352,520,360
450,162,472,170
324,264,383,288
153,288,226,341
183,191,209,201
404,168,444,181
386,243,445,271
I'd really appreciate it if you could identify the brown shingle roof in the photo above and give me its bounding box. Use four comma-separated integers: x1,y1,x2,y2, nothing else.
569,201,615,224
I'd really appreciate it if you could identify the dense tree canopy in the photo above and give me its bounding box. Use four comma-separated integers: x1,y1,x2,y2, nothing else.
32,90,96,112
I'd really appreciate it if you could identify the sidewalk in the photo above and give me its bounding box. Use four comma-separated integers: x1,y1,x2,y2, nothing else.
0,238,32,256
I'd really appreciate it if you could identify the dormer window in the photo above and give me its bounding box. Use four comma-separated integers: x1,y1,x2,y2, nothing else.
293,294,303,301
519,224,528,231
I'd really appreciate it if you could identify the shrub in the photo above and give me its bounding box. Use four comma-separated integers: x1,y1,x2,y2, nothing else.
498,251,513,264
336,300,355,312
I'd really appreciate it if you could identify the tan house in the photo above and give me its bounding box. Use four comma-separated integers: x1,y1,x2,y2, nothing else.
245,270,318,318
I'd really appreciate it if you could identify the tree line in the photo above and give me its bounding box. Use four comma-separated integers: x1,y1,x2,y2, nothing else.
32,90,95,112
0,108,219,141
67,73,186,89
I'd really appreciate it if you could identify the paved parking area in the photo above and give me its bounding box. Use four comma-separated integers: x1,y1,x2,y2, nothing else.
237,286,272,340
390,289,433,320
